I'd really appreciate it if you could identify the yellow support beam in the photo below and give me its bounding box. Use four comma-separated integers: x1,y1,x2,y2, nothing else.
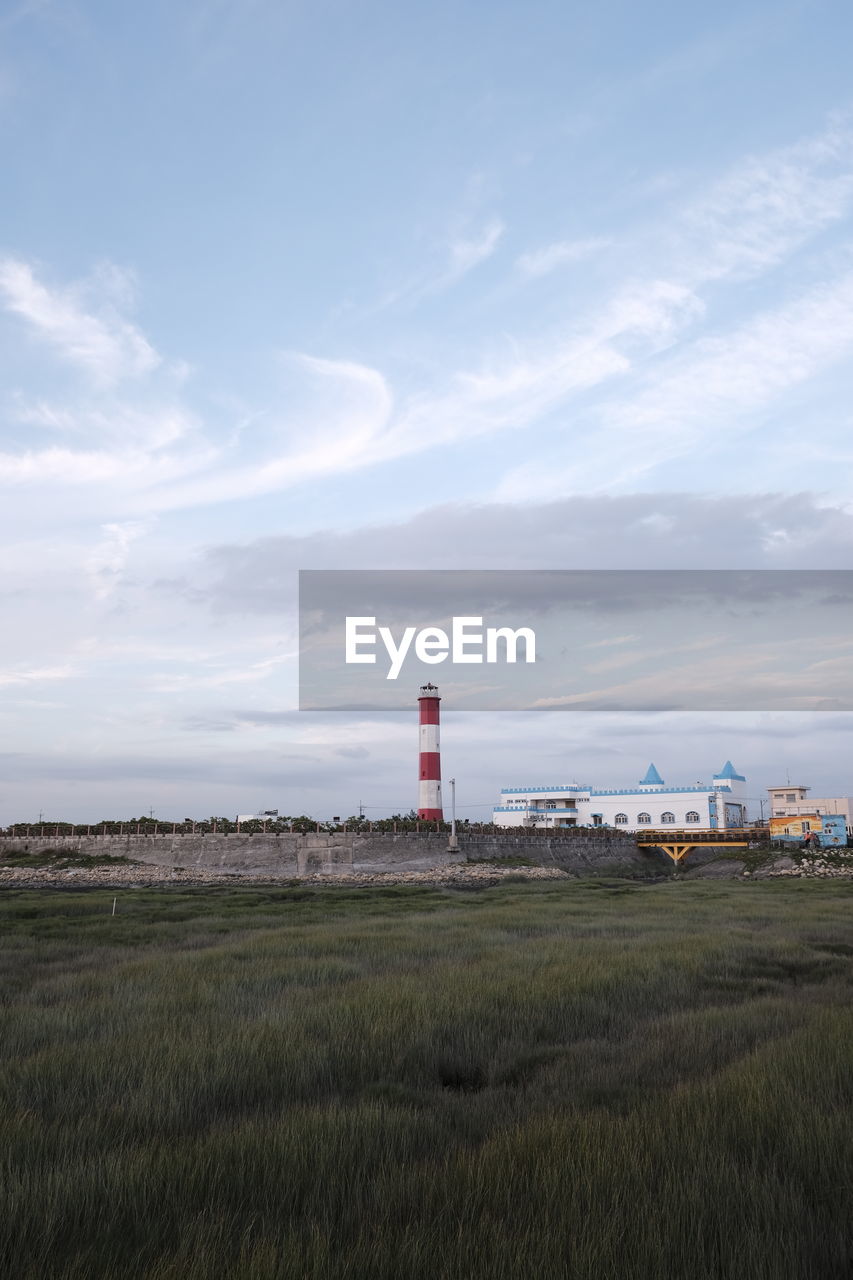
661,844,690,864
636,839,749,864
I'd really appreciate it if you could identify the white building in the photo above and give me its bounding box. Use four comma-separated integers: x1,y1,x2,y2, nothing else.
767,785,853,836
494,762,748,831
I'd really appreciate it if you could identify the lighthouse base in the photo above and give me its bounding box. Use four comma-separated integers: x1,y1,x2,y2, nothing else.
417,808,443,821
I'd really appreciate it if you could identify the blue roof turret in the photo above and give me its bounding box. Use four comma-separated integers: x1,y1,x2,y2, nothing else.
714,760,746,782
640,762,664,785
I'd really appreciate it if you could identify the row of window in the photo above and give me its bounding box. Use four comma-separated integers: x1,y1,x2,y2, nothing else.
613,811,701,824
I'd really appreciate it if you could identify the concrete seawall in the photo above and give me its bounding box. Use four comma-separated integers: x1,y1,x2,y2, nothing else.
0,831,651,876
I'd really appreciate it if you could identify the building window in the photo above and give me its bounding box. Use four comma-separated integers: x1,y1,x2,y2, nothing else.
614,813,628,824
637,812,651,824
660,812,675,824
786,793,796,802
685,811,700,822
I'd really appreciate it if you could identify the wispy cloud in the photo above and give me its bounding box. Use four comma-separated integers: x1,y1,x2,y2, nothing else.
127,353,394,511
86,521,148,600
618,272,853,430
385,278,703,456
149,651,295,694
3,120,853,516
373,215,506,312
0,664,76,688
445,217,505,282
0,258,160,386
496,268,853,501
516,237,610,278
674,116,853,285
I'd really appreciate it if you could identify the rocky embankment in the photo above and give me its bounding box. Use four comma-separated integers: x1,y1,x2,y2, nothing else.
3,851,852,888
749,853,853,880
0,860,574,889
686,853,853,880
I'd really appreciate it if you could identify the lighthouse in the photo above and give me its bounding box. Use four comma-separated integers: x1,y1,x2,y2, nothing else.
417,683,443,821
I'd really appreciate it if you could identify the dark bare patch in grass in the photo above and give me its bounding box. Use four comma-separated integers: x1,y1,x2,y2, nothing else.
437,1059,488,1092
807,939,853,958
704,949,847,994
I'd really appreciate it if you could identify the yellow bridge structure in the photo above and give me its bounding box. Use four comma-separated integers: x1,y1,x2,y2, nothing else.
635,827,767,866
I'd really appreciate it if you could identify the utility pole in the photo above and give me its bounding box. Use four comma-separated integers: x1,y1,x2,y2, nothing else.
448,778,458,852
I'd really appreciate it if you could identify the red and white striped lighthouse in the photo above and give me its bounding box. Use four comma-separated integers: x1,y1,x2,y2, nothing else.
417,683,443,821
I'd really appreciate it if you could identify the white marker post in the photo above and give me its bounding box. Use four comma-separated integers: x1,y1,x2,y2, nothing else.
448,777,458,853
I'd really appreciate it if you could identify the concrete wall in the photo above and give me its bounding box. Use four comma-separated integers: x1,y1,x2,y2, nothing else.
0,830,651,876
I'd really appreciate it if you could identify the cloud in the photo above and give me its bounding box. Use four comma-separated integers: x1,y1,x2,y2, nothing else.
3,119,853,519
10,399,195,450
497,269,853,500
0,746,331,789
137,354,394,511
270,124,853,495
148,651,295,693
458,278,702,412
624,272,853,427
0,664,76,688
0,432,211,489
676,117,853,284
374,215,506,312
585,634,640,649
516,237,610,278
187,492,853,625
446,217,505,280
0,258,160,386
382,278,703,461
86,522,148,600
398,119,853,483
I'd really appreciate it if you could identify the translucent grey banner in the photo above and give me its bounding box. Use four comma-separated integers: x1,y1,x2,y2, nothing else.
298,569,853,711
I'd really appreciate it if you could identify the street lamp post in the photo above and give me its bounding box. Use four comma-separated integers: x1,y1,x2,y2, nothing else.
448,778,458,852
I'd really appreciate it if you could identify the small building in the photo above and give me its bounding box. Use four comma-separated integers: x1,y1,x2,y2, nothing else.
766,785,853,836
493,762,748,831
769,813,848,846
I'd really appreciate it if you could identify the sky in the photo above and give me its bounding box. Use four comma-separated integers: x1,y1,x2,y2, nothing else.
2,0,853,822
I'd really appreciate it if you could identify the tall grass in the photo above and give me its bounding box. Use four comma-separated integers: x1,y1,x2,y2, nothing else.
1,880,852,1278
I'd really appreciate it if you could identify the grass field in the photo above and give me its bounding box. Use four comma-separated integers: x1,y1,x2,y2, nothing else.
1,879,852,1279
